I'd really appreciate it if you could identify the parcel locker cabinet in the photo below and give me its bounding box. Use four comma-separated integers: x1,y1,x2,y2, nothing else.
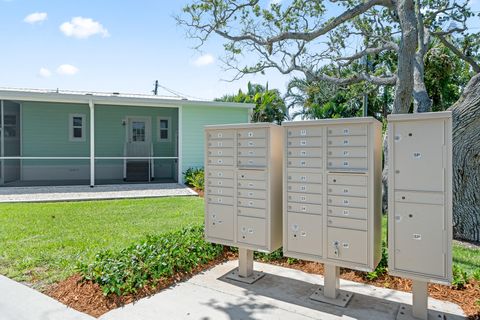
282,118,383,271
204,123,283,253
388,112,452,284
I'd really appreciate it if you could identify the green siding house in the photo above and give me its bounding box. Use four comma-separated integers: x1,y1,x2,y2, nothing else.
0,89,253,186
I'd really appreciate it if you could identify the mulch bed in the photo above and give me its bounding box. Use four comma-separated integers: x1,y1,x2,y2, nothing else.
46,250,236,318
268,259,480,319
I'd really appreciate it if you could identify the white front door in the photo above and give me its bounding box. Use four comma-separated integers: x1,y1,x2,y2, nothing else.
126,117,151,156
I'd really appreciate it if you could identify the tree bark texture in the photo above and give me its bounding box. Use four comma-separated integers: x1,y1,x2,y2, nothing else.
448,73,480,242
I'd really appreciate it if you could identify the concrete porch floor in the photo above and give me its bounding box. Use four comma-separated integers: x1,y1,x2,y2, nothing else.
0,183,197,203
100,260,466,320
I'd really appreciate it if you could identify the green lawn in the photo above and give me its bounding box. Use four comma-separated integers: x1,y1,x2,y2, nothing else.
0,197,204,288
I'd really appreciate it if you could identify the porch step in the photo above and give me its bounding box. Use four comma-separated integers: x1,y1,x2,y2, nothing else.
126,161,150,182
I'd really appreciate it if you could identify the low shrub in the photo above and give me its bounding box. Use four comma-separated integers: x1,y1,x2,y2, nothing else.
452,264,469,289
183,167,205,191
77,225,223,296
472,269,480,281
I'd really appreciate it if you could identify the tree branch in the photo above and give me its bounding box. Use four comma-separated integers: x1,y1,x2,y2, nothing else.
436,34,480,73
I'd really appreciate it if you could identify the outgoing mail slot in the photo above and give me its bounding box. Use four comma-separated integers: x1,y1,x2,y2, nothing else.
207,157,234,166
287,137,322,148
288,183,322,194
287,126,323,137
327,147,367,158
238,138,266,148
238,197,266,209
238,148,267,157
327,125,367,136
237,179,266,190
327,136,367,147
208,139,234,148
208,178,234,188
237,170,266,181
207,130,235,140
238,189,266,199
237,207,266,219
327,185,367,197
287,158,322,169
287,202,322,215
238,128,267,139
328,174,367,186
327,157,368,170
207,169,234,179
288,192,322,205
207,187,234,197
328,206,367,220
208,195,234,206
327,216,367,231
327,227,367,265
327,195,367,209
288,213,323,256
238,157,267,167
208,148,234,157
238,216,266,247
287,171,322,184
394,191,444,205
287,147,322,158
207,204,234,241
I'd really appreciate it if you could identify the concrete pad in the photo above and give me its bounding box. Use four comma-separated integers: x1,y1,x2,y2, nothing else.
100,260,466,320
0,275,94,320
0,183,197,203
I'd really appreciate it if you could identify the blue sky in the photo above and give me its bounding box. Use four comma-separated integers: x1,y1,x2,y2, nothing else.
0,0,479,100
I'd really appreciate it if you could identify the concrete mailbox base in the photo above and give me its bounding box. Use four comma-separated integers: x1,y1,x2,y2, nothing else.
225,248,265,284
309,264,353,307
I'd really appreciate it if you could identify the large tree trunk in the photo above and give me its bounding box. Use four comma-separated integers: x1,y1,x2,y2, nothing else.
448,73,480,242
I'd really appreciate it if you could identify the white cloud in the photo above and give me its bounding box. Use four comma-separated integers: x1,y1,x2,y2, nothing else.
38,67,52,78
56,64,79,76
24,12,47,24
192,54,215,67
60,17,109,39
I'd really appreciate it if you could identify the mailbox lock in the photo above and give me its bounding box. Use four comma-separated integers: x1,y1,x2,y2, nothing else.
333,241,340,257
333,179,337,183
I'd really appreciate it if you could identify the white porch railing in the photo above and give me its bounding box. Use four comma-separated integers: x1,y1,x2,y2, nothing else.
123,142,154,181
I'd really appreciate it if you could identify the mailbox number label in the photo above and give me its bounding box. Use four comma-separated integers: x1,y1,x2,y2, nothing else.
217,133,223,138
301,176,307,181
343,210,349,216
343,150,350,156
248,132,254,137
343,128,350,134
343,199,349,205
300,129,307,136
300,140,307,146
217,142,223,147
343,140,349,145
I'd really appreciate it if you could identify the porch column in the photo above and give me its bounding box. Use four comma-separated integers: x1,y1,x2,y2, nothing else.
89,100,95,187
0,100,4,185
177,105,183,184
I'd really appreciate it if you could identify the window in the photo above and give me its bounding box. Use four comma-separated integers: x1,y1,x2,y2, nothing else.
3,115,17,138
157,117,171,142
69,114,86,142
132,121,146,142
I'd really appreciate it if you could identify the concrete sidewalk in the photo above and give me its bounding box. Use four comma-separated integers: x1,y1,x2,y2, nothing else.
99,260,466,320
0,275,94,320
0,183,197,203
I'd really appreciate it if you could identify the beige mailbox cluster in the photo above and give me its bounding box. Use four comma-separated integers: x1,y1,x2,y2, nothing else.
388,112,452,320
204,123,283,282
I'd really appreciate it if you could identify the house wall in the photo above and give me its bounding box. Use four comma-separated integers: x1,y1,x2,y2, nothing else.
20,101,179,181
181,104,249,177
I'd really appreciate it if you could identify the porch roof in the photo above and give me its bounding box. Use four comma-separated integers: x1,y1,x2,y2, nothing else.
0,88,255,109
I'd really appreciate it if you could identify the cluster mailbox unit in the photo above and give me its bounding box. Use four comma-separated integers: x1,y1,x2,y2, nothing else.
204,123,283,282
388,112,452,320
282,117,383,305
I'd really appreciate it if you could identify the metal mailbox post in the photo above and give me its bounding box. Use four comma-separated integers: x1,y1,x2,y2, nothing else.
388,112,452,320
204,123,283,283
282,117,383,306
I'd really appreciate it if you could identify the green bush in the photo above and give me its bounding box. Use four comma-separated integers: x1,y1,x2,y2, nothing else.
183,167,205,191
77,225,223,296
452,264,469,289
472,269,480,281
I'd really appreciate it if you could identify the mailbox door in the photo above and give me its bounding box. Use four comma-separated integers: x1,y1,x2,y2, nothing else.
207,204,234,241
237,216,267,247
287,213,322,256
327,227,367,265
393,119,445,192
394,202,446,278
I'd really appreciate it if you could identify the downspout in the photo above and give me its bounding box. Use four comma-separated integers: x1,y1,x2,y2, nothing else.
0,100,4,185
89,100,95,187
177,106,183,184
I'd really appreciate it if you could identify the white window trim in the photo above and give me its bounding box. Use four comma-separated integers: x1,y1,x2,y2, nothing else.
69,113,86,142
157,116,172,142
